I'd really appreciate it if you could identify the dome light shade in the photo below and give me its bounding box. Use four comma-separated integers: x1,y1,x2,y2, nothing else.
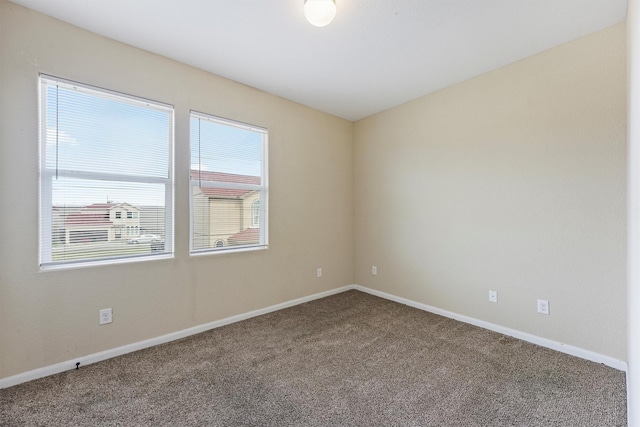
304,0,337,27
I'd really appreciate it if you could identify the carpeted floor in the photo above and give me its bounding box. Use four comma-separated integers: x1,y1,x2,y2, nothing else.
0,290,627,426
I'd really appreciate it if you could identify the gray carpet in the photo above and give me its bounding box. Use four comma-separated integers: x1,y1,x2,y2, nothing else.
0,290,627,426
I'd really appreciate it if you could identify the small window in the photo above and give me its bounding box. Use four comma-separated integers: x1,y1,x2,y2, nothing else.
190,112,268,253
39,75,174,268
127,211,133,219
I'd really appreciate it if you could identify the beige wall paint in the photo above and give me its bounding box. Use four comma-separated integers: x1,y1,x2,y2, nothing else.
354,24,627,360
0,1,354,379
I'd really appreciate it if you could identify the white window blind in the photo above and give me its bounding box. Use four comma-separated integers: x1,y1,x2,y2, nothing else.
190,112,268,253
39,75,174,268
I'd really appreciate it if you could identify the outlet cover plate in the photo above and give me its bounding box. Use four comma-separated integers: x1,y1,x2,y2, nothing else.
537,299,550,315
99,308,112,325
489,290,497,303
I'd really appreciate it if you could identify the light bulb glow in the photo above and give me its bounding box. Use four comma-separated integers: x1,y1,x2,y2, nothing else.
304,0,337,27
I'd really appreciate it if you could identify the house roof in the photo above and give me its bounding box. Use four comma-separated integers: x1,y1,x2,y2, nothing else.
228,228,260,244
191,170,260,199
84,203,116,210
82,202,139,211
190,170,260,185
200,188,254,198
65,213,113,227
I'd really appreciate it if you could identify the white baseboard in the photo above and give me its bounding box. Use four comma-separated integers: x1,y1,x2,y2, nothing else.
1,283,626,389
0,286,352,389
351,284,628,372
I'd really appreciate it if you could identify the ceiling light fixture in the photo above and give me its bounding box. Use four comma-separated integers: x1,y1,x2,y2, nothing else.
303,0,337,27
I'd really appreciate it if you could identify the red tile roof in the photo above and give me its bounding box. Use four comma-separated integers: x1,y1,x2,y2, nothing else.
191,170,260,199
83,203,116,210
65,213,113,227
200,188,254,198
82,203,139,211
228,227,260,244
190,170,261,185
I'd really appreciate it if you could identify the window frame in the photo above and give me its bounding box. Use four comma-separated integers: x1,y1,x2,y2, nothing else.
189,111,268,255
39,75,175,269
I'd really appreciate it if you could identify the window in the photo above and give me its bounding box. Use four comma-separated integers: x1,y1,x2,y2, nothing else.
40,75,173,268
252,200,260,227
127,211,133,219
190,112,268,253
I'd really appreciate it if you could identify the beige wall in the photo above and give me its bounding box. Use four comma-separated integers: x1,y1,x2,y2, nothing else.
355,23,627,360
209,199,243,240
0,1,354,379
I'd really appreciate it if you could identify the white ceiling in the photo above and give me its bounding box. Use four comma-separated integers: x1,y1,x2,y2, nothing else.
9,0,628,121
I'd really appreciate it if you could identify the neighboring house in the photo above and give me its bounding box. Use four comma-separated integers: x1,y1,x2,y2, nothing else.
54,170,260,248
62,203,141,244
191,170,261,250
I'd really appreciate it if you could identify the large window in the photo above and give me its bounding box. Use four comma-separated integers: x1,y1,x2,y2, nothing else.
190,112,268,253
39,75,173,268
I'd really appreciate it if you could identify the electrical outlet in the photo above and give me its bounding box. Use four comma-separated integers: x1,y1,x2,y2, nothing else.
372,265,377,275
317,267,323,278
488,290,497,303
537,299,550,315
99,308,112,325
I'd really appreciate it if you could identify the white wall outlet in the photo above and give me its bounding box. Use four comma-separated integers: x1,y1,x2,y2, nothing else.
99,308,112,325
537,299,550,315
372,265,377,275
317,267,323,278
488,290,497,303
